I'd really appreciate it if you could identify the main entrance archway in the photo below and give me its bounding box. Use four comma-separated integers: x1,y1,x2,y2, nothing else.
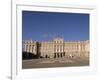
54,52,65,58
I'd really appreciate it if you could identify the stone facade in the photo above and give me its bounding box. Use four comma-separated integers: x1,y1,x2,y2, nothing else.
23,40,37,55
23,38,89,58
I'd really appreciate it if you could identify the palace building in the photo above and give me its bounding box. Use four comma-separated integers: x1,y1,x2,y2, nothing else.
22,38,89,58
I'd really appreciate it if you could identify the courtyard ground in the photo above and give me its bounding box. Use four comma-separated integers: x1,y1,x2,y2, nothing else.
22,57,89,69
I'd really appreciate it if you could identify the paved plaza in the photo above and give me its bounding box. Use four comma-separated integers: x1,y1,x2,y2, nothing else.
22,57,89,69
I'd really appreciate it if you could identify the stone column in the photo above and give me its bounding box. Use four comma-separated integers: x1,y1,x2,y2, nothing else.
24,44,27,52
78,43,81,57
27,44,30,52
32,45,34,53
30,45,33,53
